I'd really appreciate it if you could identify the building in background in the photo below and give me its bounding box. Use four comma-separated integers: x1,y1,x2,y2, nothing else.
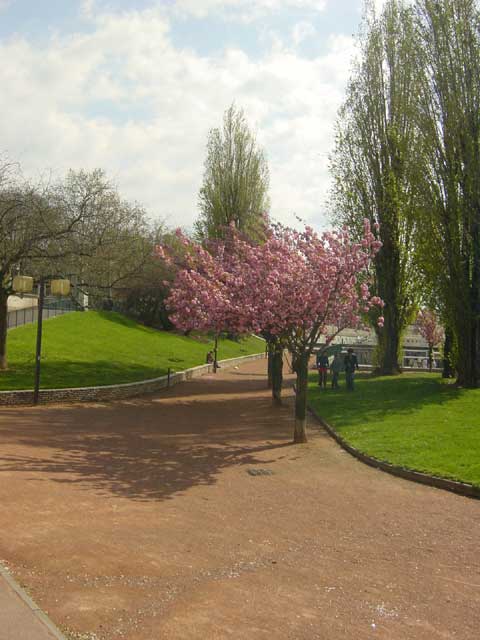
317,325,442,370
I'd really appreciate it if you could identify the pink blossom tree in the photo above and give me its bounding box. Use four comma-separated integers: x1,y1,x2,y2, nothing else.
157,228,288,404
417,310,444,372
255,222,383,443
158,221,382,443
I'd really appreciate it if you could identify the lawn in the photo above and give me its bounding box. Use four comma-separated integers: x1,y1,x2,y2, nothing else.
308,371,480,487
1,311,264,390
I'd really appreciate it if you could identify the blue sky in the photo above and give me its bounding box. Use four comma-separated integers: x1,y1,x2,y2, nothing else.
0,1,362,51
0,0,379,230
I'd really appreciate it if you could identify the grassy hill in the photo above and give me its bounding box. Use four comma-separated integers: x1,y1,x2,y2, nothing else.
1,311,264,391
309,372,480,487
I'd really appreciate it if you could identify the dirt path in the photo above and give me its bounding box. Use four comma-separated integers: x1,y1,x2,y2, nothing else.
0,359,479,640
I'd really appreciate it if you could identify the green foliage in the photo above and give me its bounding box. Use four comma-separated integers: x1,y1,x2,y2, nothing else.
309,371,480,486
122,284,173,330
0,311,264,390
195,104,270,242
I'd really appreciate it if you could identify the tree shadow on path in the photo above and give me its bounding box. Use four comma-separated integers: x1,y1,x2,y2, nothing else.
0,373,297,503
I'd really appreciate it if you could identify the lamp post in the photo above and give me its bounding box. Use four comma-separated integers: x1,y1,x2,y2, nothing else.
13,275,71,404
213,334,219,373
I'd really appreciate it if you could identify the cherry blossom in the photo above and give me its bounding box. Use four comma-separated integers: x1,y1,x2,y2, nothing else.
417,310,444,371
157,220,382,443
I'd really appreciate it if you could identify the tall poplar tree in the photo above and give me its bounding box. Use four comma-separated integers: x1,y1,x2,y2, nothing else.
415,0,480,387
195,104,270,242
330,0,420,374
195,105,279,397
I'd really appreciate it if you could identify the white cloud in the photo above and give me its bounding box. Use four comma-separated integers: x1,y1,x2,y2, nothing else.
0,5,354,230
80,0,96,18
173,0,327,22
292,21,316,46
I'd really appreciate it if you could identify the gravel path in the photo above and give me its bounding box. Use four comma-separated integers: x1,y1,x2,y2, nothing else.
0,358,478,639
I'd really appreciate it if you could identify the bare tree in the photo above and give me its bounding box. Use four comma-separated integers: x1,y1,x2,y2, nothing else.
0,166,155,370
0,164,114,369
55,170,156,306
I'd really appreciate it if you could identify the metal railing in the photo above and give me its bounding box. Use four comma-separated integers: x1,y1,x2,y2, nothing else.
7,300,79,330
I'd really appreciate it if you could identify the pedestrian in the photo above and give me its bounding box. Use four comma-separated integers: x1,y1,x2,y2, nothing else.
330,352,343,389
344,347,359,391
206,351,214,364
316,350,329,388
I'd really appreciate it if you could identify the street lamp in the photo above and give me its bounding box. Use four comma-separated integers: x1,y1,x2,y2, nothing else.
13,275,71,404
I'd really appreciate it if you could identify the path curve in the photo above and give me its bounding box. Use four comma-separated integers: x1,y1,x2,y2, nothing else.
0,358,478,640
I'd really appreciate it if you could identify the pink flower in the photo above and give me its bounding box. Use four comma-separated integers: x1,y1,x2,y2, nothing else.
157,220,381,342
417,310,444,347
370,296,384,308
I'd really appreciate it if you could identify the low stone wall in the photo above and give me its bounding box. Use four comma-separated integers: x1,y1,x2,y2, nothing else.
0,353,266,406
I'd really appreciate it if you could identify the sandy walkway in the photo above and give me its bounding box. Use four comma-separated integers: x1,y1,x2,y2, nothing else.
0,359,478,639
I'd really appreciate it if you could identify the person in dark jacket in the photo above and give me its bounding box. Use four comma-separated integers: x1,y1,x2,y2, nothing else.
316,351,329,388
330,352,343,389
344,348,359,391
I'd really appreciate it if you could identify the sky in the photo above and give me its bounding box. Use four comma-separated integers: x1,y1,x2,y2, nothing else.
0,0,385,231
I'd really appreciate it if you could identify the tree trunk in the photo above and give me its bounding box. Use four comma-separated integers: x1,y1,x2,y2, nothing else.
373,221,405,376
455,312,477,388
213,334,218,373
467,316,478,387
0,288,8,370
272,346,283,406
428,344,433,372
293,352,309,443
442,327,454,378
375,305,402,375
267,342,273,389
471,214,480,386
266,338,284,404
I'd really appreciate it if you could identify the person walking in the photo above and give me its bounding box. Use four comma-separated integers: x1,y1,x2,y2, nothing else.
330,352,343,389
344,348,359,391
316,351,329,388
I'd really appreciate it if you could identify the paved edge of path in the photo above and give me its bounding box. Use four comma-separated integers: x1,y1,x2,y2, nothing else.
0,563,68,640
308,404,480,500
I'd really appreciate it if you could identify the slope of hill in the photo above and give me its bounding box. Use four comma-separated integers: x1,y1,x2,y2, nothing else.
0,311,264,390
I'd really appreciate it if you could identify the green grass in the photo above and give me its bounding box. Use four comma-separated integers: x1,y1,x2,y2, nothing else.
308,371,480,487
1,311,264,391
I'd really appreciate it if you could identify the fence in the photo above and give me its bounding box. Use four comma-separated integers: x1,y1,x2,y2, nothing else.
7,303,78,330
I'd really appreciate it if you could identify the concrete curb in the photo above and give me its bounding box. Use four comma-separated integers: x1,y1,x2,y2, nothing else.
0,563,68,639
308,404,480,500
0,352,266,406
